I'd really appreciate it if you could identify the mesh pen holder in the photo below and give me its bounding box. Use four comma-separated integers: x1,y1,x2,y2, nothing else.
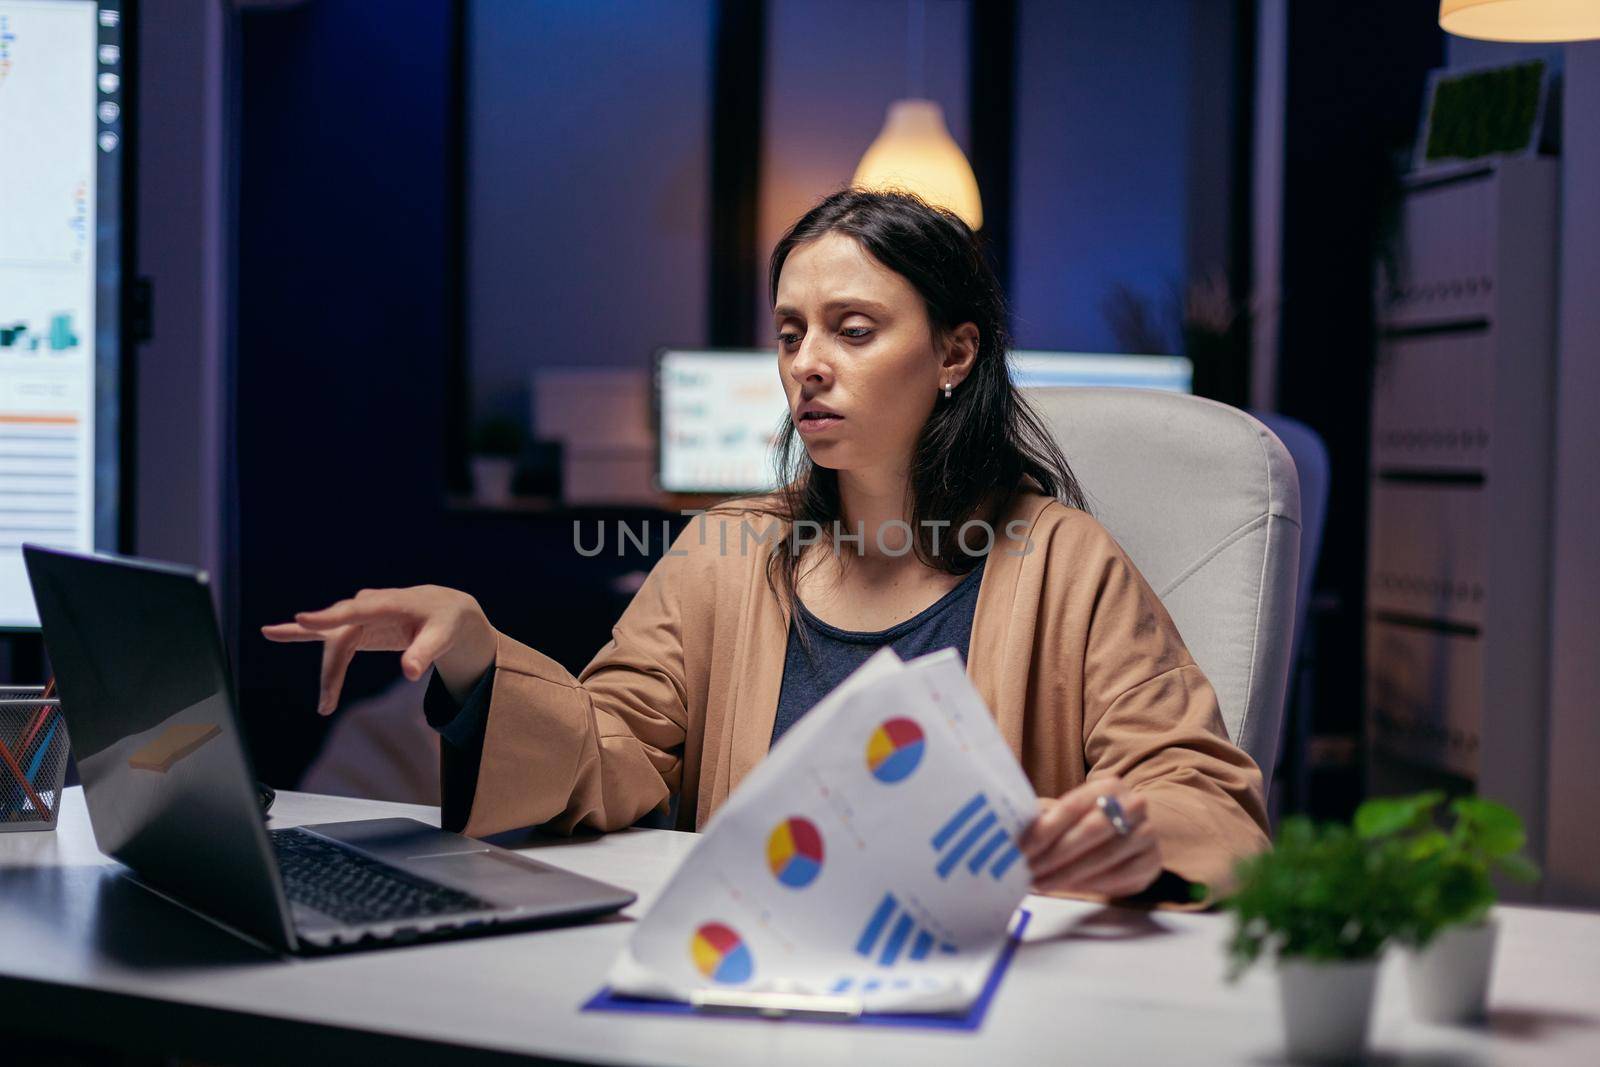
1,687,70,832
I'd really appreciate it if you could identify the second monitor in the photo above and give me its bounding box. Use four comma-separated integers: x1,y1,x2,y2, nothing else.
654,349,1193,496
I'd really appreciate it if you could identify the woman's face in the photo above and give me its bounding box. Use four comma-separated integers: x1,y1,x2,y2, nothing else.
773,232,975,475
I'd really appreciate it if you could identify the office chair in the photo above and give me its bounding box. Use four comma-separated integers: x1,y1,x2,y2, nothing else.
1025,388,1302,788
1253,411,1330,817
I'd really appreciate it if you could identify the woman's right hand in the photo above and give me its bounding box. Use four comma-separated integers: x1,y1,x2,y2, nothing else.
261,586,498,715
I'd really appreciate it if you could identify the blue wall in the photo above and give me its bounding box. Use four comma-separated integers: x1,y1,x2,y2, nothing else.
757,0,971,333
467,0,713,418
235,0,675,788
1011,0,1195,352
235,0,455,784
466,0,1210,373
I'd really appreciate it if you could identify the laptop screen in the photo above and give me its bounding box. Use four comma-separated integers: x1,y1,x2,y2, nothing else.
23,546,296,950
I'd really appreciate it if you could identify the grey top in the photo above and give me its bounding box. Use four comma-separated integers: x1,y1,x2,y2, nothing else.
769,556,986,744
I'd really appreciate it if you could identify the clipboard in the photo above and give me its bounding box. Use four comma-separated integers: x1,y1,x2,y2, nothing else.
581,909,1030,1031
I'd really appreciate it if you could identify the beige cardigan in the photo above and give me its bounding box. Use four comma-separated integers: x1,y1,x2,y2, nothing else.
442,490,1270,894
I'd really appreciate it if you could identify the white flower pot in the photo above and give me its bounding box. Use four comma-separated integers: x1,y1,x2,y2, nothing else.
1406,918,1498,1023
1276,956,1381,1061
471,456,516,506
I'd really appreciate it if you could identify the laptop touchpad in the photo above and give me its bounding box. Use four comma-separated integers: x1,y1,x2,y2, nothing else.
408,850,566,896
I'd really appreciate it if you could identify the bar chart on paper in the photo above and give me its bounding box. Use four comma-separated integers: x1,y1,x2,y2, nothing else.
931,792,1023,881
853,892,959,968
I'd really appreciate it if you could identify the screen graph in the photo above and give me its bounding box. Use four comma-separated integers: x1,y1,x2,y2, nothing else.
1,312,81,352
0,1,125,629
654,349,1194,496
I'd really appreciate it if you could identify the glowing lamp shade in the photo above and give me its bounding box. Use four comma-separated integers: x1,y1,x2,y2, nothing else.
1440,0,1600,41
852,99,983,230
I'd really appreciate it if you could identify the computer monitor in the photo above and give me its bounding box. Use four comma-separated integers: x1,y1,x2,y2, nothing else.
655,348,787,494
0,0,129,629
653,349,1193,495
1010,351,1193,392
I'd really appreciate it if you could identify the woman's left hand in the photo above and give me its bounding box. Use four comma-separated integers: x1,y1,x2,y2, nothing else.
1019,775,1164,898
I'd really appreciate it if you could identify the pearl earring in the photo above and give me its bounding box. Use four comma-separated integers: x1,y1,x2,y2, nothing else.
943,381,953,398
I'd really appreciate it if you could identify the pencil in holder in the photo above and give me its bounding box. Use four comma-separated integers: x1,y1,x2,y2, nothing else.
1,687,70,832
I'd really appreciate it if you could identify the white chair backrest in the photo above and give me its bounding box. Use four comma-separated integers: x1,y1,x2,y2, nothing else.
1025,387,1302,785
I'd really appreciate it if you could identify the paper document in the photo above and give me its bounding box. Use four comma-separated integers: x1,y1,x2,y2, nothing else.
606,647,1037,1012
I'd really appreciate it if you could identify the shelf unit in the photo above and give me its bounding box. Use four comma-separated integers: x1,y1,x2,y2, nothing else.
1365,158,1558,888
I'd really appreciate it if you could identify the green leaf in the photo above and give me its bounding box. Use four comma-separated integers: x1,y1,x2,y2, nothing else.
1229,792,1539,971
1496,854,1541,883
1355,798,1413,838
1223,812,1422,972
1454,797,1525,855
1355,792,1440,839
1405,830,1449,861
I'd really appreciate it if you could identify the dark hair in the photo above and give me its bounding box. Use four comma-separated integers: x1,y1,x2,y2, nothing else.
732,187,1086,627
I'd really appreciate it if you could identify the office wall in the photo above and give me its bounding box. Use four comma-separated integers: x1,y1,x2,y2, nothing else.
233,0,456,784
1010,0,1195,351
466,0,713,418
756,0,970,335
1251,0,1287,410
133,0,229,600
234,1,667,788
1276,2,1446,818
464,0,1229,361
754,0,1218,355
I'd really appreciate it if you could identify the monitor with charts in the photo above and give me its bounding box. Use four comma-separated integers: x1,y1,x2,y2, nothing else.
0,0,130,629
654,349,1193,496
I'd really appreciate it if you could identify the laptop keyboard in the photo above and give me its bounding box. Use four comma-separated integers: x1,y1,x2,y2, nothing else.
269,827,494,926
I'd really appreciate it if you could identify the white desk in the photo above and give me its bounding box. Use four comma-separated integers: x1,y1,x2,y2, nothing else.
3,788,1598,1065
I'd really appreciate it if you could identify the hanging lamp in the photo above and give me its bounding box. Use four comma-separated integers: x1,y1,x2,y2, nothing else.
851,0,984,229
1440,0,1600,42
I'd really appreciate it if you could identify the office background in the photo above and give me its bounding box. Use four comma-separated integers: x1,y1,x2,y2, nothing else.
2,0,1596,907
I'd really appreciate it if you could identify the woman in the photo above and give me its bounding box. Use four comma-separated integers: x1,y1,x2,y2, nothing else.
266,189,1268,904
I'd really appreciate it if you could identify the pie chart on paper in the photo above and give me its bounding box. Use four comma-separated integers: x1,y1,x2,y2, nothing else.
766,816,825,888
866,717,926,783
690,922,754,984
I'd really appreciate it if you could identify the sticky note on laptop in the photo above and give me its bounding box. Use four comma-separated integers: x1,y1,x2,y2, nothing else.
128,723,222,772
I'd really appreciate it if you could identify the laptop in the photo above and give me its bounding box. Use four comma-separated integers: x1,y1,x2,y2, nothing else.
22,545,636,955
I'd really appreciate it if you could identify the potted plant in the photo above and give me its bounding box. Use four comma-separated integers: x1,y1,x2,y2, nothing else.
1097,272,1255,407
469,416,525,506
1354,792,1538,1023
1220,816,1413,1061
